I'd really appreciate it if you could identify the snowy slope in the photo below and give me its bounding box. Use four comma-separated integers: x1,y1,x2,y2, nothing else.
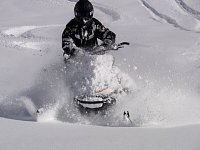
0,0,200,149
1,118,200,150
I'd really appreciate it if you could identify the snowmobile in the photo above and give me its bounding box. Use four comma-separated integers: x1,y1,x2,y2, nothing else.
67,42,130,114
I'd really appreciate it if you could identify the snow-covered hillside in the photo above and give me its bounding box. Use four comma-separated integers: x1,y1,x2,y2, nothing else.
0,0,200,149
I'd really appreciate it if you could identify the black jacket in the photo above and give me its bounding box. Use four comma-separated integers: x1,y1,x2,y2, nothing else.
62,17,116,55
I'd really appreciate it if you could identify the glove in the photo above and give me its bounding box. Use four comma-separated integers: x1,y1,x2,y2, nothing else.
63,53,70,60
102,39,113,47
62,38,76,52
102,39,119,50
63,53,71,64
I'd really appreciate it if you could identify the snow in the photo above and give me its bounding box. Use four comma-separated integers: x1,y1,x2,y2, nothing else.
1,118,200,150
0,0,200,149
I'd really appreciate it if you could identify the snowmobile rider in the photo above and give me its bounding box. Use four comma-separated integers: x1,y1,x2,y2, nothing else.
62,0,116,59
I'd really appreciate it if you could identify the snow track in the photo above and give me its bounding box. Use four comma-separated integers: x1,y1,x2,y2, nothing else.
0,24,63,51
138,0,200,33
93,3,120,21
2,24,62,37
175,0,200,20
139,0,189,31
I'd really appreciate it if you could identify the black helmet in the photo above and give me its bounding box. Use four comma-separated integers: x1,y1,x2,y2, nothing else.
74,0,94,25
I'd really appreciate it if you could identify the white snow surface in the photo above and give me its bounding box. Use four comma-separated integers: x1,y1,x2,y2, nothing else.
1,0,200,149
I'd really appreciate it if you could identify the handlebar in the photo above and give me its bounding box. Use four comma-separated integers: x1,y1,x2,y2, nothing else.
73,42,130,55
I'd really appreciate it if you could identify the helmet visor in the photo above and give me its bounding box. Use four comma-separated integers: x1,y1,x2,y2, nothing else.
75,10,93,20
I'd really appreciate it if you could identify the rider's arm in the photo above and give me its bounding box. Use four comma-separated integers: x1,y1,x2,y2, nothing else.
62,20,76,56
93,18,116,46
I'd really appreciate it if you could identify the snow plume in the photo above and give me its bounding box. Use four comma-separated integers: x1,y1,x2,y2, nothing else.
111,78,200,127
65,54,136,96
2,49,200,127
0,54,136,125
56,53,137,125
0,96,37,121
27,53,137,125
